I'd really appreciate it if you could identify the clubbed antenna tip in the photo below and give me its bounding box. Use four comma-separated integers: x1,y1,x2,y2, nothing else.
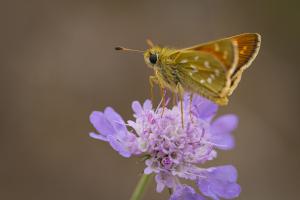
114,46,144,53
115,46,124,51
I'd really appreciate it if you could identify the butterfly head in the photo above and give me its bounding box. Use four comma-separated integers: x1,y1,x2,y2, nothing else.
144,46,163,69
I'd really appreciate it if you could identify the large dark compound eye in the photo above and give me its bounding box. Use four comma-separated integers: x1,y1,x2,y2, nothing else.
149,53,157,64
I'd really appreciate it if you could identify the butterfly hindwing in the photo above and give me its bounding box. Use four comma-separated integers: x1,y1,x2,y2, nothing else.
228,33,261,95
232,33,261,75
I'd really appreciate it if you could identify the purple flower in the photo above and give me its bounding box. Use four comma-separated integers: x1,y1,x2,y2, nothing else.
89,107,138,157
170,185,206,200
196,165,241,200
89,94,241,199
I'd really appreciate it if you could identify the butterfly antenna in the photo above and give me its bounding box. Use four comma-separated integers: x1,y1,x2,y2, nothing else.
146,39,154,47
115,46,144,53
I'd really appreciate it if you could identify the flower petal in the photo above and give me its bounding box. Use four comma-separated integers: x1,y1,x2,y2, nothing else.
104,107,127,134
155,172,177,193
144,167,153,175
210,115,238,150
191,95,218,121
143,99,152,110
107,135,131,158
209,133,235,150
170,185,206,200
89,111,114,136
155,174,165,193
132,101,143,115
196,165,241,200
211,115,238,133
89,132,108,141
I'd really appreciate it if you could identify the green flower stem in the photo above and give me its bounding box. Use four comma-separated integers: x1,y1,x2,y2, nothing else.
129,174,152,200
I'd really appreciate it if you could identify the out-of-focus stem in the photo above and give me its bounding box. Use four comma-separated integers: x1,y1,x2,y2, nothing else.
129,174,152,200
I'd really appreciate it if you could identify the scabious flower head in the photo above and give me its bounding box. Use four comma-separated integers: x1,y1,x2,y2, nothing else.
89,94,241,200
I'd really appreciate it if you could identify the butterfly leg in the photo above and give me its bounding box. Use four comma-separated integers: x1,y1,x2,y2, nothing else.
176,83,184,128
150,75,166,116
189,93,194,123
153,74,167,117
172,92,177,106
149,76,158,104
160,86,166,117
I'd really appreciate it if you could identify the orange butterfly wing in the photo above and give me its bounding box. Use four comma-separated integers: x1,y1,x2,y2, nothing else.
184,33,261,97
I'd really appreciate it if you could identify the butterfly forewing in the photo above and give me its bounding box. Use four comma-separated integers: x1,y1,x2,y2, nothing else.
185,37,239,75
179,33,261,99
175,51,229,105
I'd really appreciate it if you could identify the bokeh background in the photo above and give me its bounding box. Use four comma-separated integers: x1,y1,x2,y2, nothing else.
1,0,299,199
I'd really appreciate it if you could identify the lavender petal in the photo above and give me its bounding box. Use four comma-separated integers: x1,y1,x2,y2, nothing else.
210,115,238,150
89,111,114,136
170,185,206,200
196,165,241,200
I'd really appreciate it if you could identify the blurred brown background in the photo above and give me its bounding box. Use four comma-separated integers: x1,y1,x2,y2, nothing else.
1,0,299,199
